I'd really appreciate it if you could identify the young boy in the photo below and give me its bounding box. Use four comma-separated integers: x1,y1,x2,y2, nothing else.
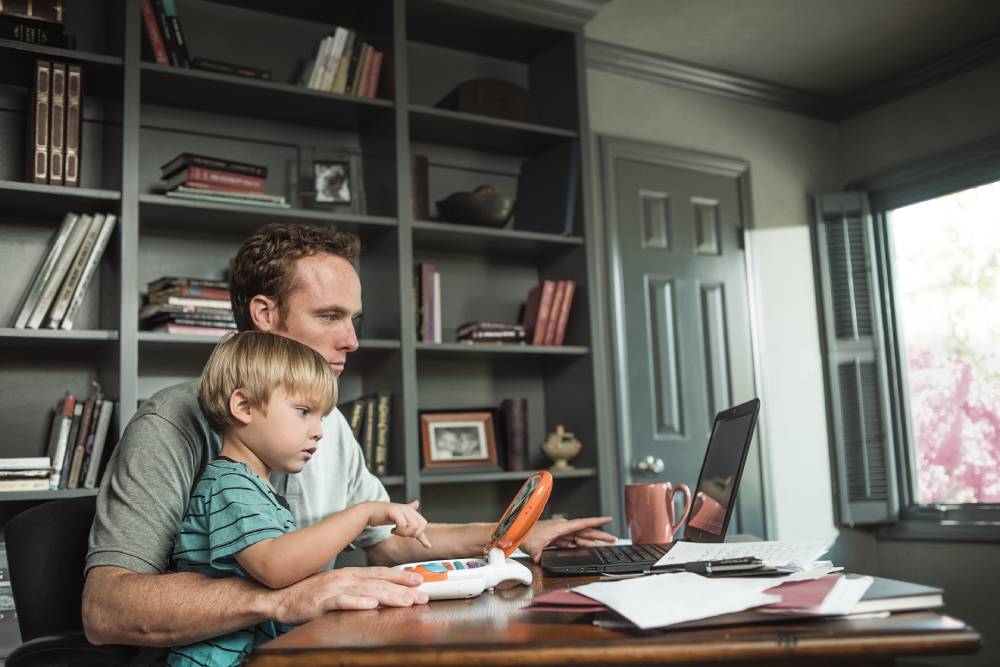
167,332,431,667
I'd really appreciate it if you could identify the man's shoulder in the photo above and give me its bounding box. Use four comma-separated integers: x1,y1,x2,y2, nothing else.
127,381,218,447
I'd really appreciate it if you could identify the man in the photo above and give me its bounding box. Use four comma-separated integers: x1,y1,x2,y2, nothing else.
83,223,613,648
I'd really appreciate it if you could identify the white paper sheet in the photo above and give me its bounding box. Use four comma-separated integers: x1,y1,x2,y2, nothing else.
573,572,780,630
654,541,830,568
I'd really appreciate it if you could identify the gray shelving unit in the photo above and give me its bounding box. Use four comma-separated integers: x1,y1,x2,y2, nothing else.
0,0,613,529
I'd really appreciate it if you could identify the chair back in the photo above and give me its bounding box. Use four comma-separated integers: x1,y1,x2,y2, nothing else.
5,496,96,642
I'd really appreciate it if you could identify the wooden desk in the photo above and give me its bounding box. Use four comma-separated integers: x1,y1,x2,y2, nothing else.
247,565,981,667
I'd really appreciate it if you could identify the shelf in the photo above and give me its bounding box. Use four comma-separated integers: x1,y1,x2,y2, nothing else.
141,63,394,130
138,194,397,235
0,39,122,96
409,105,576,156
420,468,595,485
139,332,400,350
0,488,98,502
0,180,121,219
0,328,118,342
412,220,582,257
415,342,588,358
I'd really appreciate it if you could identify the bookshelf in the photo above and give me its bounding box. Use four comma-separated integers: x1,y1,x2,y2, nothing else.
0,0,612,537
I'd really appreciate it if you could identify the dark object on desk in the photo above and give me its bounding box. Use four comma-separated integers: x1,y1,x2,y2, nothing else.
436,78,528,122
436,185,514,228
513,140,580,236
192,58,272,81
4,496,136,666
542,398,761,575
850,574,943,614
501,398,529,471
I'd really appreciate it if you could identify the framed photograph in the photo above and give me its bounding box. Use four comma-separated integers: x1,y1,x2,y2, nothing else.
297,146,365,214
420,410,499,471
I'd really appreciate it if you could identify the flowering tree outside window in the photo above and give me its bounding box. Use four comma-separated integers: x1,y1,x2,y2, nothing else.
888,180,1000,504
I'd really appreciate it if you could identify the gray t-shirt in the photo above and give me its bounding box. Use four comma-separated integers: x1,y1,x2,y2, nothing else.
86,381,391,575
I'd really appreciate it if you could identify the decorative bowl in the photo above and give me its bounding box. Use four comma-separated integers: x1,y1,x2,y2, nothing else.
436,186,514,228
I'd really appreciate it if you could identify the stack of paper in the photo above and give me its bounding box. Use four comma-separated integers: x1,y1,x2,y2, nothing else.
653,540,830,570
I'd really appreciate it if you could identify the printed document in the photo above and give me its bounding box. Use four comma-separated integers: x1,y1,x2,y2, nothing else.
654,541,830,569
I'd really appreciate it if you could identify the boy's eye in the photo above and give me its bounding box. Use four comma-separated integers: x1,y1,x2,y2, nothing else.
296,407,310,417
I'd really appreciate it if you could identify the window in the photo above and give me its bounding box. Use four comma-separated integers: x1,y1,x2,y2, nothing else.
814,141,1000,532
886,181,1000,507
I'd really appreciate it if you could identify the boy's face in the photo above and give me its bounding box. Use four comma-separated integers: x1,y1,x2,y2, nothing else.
267,252,362,377
245,389,324,474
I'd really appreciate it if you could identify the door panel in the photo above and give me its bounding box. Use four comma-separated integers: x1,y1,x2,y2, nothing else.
605,142,763,536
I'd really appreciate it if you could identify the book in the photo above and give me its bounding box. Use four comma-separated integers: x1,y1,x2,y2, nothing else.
306,35,332,89
373,391,391,476
165,166,265,192
418,263,435,342
320,27,349,91
152,323,234,336
26,212,90,329
351,44,373,96
0,20,74,47
152,0,180,67
66,395,97,488
456,321,525,338
849,576,944,614
501,398,528,471
140,0,168,65
458,330,527,342
148,284,229,301
12,212,78,328
0,470,50,479
48,61,65,185
27,59,50,184
75,395,101,487
147,276,229,292
0,479,49,492
83,399,115,488
513,139,580,236
160,0,191,67
60,213,117,330
331,29,355,93
0,0,64,24
64,63,82,187
543,281,567,346
142,314,236,329
432,270,442,343
139,303,232,320
551,280,576,346
57,400,82,489
149,295,231,309
342,39,363,95
524,280,557,345
0,457,50,471
44,392,73,489
45,213,104,328
160,153,267,179
362,396,376,470
364,50,384,98
347,397,366,441
191,58,271,80
165,189,289,208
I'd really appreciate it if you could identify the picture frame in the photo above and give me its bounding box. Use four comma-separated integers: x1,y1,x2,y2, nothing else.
420,410,500,471
296,146,365,214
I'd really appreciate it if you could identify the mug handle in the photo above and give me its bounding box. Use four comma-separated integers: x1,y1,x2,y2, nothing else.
669,483,693,533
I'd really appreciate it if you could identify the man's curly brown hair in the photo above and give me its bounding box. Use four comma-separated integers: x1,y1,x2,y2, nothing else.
229,223,361,331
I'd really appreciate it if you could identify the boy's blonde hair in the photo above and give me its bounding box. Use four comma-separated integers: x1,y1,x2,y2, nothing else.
198,331,337,431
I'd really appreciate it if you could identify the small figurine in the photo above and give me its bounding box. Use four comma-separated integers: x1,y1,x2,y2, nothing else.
542,424,581,470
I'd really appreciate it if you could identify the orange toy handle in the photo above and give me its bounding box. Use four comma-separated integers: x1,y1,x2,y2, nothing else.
669,483,693,534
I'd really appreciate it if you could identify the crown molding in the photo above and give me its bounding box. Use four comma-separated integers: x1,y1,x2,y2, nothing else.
457,0,609,28
586,29,1000,121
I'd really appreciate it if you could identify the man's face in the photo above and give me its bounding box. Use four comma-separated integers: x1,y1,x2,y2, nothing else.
268,252,361,376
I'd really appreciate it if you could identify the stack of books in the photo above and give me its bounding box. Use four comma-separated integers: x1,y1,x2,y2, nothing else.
522,279,577,346
44,388,116,491
457,321,527,345
0,457,53,492
26,57,83,186
140,276,236,336
344,392,392,476
300,26,385,98
0,0,74,48
415,263,441,343
160,153,288,208
139,0,190,67
11,212,118,330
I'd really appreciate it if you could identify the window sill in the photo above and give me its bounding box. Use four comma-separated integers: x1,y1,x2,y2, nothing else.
876,519,1000,543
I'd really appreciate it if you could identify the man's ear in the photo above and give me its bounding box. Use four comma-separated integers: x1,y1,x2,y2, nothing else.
229,388,253,426
248,294,278,332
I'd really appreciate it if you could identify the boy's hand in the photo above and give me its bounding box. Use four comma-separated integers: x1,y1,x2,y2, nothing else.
367,500,432,549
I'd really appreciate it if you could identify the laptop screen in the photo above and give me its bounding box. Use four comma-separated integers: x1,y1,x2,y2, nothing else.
685,403,758,539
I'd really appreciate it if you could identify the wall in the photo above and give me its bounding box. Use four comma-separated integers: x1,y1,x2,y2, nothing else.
584,62,842,544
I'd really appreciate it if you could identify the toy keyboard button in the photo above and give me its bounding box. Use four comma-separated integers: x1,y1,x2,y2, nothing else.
453,561,466,569
423,562,447,573
413,565,448,582
442,562,454,570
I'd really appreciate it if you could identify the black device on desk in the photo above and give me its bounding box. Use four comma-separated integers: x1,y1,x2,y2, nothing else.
541,398,760,575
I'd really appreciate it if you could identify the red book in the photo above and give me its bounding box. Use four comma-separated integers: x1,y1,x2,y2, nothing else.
173,180,266,195
531,280,557,346
140,0,169,65
364,50,384,98
552,280,576,346
543,281,567,346
165,166,265,193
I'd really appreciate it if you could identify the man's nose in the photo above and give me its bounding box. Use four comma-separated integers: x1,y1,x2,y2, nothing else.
340,320,359,351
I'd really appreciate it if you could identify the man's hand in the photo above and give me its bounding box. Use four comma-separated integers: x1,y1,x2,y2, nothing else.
272,566,428,625
364,500,432,549
520,516,616,562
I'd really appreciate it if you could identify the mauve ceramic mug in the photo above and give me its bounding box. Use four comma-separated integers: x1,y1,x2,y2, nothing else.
625,481,693,544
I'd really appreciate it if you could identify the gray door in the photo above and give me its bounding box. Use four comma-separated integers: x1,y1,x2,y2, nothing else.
602,138,764,537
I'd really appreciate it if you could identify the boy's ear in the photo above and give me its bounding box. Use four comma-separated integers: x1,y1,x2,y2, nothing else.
249,294,279,333
229,388,253,426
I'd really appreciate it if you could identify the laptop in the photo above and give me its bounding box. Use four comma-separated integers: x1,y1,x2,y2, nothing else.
541,398,760,575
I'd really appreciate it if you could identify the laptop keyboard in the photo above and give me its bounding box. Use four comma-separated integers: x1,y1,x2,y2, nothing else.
592,543,667,564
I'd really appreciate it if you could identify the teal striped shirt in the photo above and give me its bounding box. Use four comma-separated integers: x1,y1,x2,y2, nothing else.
167,457,295,667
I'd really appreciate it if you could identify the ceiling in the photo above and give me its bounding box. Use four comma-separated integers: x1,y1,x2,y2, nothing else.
585,0,1000,96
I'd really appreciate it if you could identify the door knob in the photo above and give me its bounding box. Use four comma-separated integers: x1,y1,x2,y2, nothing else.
634,455,664,475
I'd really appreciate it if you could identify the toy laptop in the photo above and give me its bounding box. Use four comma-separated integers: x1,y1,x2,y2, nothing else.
394,470,553,600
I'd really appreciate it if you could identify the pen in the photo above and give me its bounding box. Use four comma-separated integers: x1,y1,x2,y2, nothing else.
646,557,766,576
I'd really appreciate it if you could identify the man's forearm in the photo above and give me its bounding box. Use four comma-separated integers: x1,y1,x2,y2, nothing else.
367,522,494,565
83,566,274,647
